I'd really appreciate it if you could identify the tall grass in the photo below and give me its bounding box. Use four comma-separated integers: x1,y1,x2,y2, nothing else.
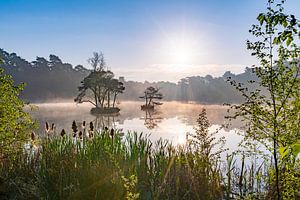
0,129,226,199
1,119,298,199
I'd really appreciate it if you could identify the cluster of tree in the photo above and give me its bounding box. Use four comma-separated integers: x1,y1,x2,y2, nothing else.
139,86,163,109
74,52,125,112
122,69,258,104
1,48,259,104
0,49,89,101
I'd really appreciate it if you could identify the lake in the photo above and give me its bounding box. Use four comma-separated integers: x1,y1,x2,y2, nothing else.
28,101,244,153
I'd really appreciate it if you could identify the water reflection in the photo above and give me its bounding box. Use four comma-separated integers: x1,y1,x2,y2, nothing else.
27,101,243,148
93,113,119,131
141,109,163,130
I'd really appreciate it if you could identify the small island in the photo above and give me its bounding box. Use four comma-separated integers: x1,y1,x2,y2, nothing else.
74,52,125,114
139,86,163,110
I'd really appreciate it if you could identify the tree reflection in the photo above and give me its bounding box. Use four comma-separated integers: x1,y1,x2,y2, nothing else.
93,113,119,131
141,109,162,130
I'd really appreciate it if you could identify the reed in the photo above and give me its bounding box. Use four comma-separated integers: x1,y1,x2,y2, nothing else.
1,121,297,199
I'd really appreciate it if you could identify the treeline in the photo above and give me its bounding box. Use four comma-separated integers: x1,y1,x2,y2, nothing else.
122,69,258,104
0,48,257,104
0,49,89,101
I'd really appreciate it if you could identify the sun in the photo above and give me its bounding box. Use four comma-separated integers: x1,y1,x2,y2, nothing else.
169,43,192,63
165,34,199,64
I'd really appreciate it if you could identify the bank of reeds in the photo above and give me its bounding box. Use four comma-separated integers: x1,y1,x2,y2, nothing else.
0,126,225,199
1,134,274,199
1,116,298,199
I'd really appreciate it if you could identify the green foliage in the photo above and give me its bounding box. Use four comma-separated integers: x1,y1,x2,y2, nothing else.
0,60,37,198
227,0,300,199
139,86,163,107
75,53,125,109
0,111,227,200
0,66,35,159
189,109,226,161
186,108,225,199
122,175,140,200
2,106,295,199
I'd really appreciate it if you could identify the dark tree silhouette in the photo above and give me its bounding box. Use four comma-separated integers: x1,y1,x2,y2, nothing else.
88,52,106,72
74,52,125,113
140,86,163,110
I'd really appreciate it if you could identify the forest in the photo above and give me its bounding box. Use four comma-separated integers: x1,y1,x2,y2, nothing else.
0,48,256,104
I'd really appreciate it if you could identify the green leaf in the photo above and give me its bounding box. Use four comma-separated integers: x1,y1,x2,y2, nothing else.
257,13,265,25
273,37,279,44
286,37,293,46
279,146,289,158
282,20,288,27
292,143,300,157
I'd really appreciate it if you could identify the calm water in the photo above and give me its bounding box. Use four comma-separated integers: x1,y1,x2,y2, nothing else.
28,101,243,152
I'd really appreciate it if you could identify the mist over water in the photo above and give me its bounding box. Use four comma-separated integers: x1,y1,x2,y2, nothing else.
27,101,243,152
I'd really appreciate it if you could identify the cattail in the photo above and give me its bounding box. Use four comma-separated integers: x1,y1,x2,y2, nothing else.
72,120,78,133
89,122,94,132
51,123,55,131
60,129,66,137
51,123,56,135
104,126,109,132
110,128,115,138
88,122,94,138
31,132,36,141
45,122,50,133
79,131,83,140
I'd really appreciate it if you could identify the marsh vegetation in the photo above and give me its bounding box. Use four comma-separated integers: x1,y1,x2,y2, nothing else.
0,0,300,199
0,111,275,200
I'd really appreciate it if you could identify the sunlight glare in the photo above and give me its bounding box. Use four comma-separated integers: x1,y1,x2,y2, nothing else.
165,33,200,65
169,41,193,63
176,135,186,145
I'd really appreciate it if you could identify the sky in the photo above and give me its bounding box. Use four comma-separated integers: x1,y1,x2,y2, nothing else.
1,0,300,82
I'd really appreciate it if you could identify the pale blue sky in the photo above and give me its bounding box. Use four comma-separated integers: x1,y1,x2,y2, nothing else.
1,0,299,82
